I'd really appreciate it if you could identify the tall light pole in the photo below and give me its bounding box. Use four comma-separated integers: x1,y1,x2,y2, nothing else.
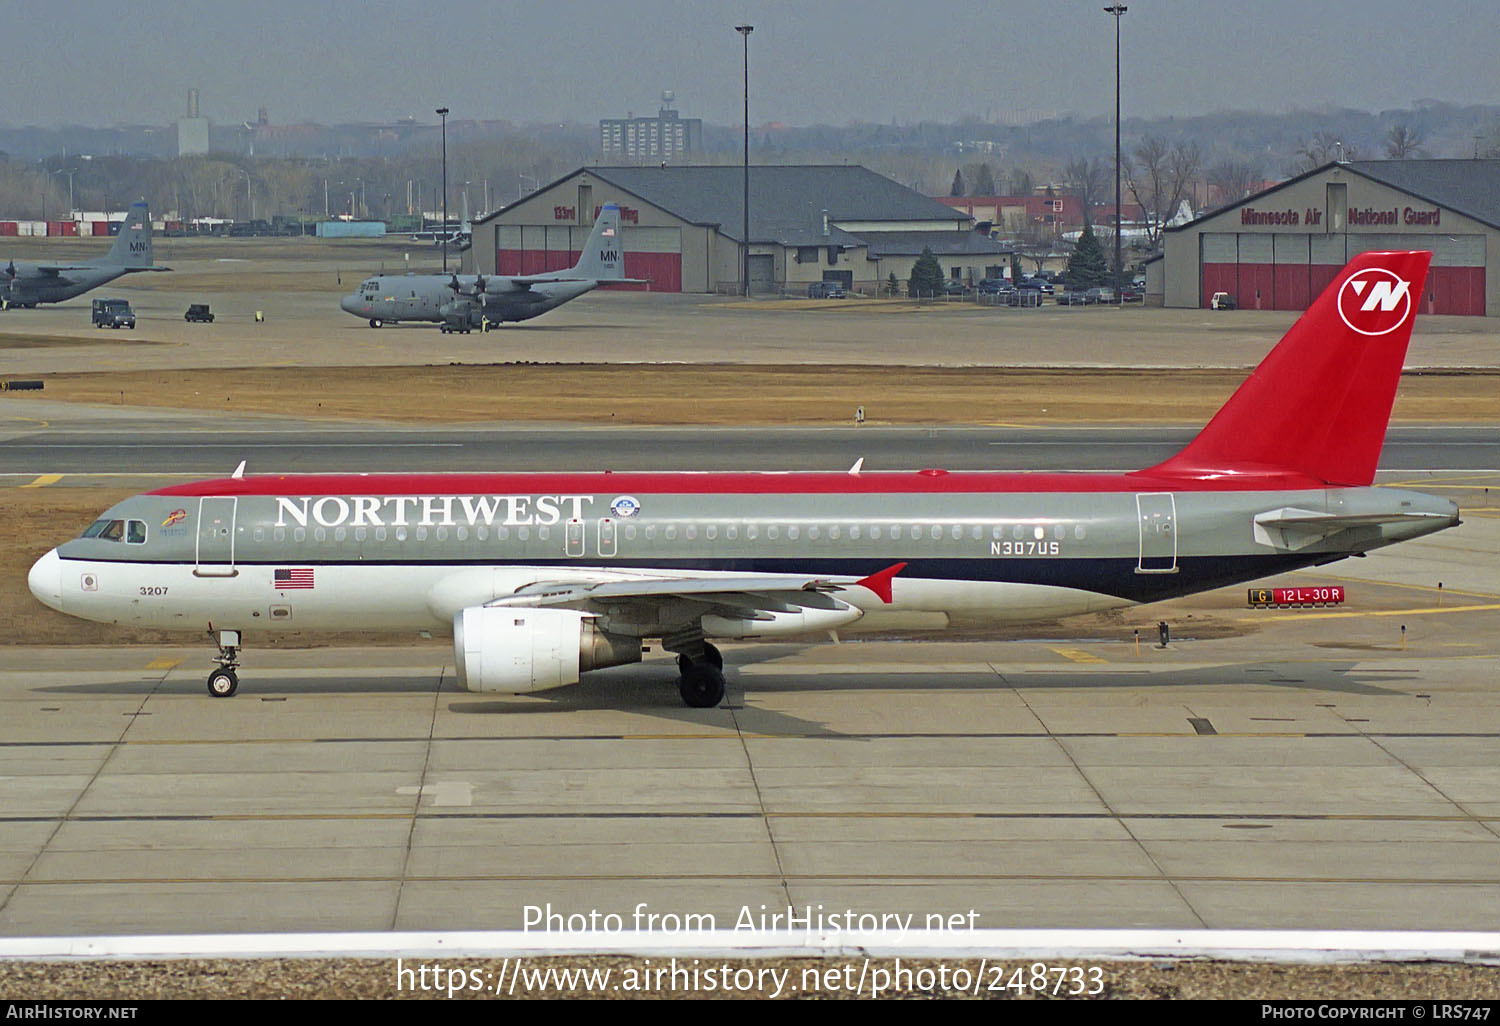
1105,5,1127,300
736,24,753,297
436,106,450,273
236,168,253,221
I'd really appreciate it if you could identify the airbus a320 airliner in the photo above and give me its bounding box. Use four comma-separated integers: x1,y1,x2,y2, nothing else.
30,251,1458,708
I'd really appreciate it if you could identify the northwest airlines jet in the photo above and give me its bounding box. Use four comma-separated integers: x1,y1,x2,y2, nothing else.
30,252,1458,707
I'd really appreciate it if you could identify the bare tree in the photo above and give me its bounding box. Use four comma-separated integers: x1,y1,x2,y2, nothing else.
1007,167,1035,196
966,162,996,196
1384,122,1426,159
1014,222,1061,273
1205,160,1261,207
1290,131,1360,172
1062,157,1107,213
1121,136,1202,250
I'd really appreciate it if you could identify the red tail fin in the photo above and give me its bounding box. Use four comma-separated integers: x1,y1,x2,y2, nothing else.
1148,250,1431,486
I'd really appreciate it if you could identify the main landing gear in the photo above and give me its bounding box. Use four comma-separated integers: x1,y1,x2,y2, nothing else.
368,318,383,328
206,629,241,698
675,642,726,708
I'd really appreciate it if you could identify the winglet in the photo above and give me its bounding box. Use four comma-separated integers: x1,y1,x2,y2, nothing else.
231,460,246,479
854,562,907,604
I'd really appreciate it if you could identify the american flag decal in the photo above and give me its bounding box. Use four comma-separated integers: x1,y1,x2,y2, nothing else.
274,568,314,589
602,227,615,237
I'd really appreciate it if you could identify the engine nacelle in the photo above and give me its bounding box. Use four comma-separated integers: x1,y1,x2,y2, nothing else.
454,606,640,694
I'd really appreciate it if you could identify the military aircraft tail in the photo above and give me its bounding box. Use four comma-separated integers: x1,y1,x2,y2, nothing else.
1146,250,1432,487
103,202,154,268
569,204,625,280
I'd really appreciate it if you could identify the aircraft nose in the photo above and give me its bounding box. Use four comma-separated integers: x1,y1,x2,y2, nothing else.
28,548,62,611
339,294,362,315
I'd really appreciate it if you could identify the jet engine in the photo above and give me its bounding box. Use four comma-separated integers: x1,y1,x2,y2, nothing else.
453,606,640,693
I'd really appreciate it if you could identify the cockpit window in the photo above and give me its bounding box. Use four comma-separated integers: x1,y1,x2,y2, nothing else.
80,518,145,543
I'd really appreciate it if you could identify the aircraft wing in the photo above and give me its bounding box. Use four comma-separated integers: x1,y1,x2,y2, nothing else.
467,564,905,631
505,274,590,288
506,275,650,288
493,573,846,609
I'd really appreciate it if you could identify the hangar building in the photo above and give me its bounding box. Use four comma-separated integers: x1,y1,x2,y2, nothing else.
470,165,1011,294
1163,160,1500,316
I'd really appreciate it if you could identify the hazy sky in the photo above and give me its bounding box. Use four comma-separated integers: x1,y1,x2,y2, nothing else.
17,0,1499,128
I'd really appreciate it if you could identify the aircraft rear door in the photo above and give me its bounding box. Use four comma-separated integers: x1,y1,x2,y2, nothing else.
1135,493,1178,573
195,497,238,577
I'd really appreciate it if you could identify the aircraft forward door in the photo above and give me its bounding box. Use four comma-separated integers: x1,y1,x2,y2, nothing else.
565,519,584,558
1135,493,1178,573
195,497,238,577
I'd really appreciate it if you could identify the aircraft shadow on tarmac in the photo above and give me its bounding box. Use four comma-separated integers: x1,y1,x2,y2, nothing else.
33,650,1415,721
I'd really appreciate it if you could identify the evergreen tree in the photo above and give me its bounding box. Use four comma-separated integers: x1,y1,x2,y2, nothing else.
908,247,945,298
950,169,965,197
971,163,996,195
1065,219,1109,289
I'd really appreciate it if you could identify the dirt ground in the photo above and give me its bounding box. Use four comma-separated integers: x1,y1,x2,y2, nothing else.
8,364,1499,425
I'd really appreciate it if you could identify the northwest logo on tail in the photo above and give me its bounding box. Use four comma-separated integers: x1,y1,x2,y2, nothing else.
1337,268,1412,336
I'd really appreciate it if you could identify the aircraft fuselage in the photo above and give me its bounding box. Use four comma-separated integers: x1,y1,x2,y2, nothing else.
29,472,1459,638
340,274,597,328
2,265,130,307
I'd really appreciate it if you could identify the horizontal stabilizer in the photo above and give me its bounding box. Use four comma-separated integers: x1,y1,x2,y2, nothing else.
1253,506,1454,551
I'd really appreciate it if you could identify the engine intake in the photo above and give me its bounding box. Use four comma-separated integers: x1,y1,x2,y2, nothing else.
454,606,640,693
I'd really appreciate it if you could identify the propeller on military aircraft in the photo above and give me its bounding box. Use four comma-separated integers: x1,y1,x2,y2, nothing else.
472,273,486,295
4,260,13,278
447,273,462,293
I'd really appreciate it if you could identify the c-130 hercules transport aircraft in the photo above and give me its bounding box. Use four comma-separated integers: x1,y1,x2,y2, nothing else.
30,251,1458,708
1,201,167,308
338,203,640,332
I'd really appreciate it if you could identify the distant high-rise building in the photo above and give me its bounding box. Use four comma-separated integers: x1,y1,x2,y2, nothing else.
600,90,702,163
178,88,209,156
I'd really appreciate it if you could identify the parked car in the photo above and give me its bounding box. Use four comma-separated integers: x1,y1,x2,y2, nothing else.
1119,285,1144,303
185,304,215,323
807,281,847,299
91,298,135,329
1016,277,1054,295
1210,291,1238,310
1085,287,1116,304
1058,289,1091,305
940,279,970,297
976,278,1014,295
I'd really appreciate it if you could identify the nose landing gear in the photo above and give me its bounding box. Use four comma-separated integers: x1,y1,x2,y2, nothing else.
206,629,241,697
